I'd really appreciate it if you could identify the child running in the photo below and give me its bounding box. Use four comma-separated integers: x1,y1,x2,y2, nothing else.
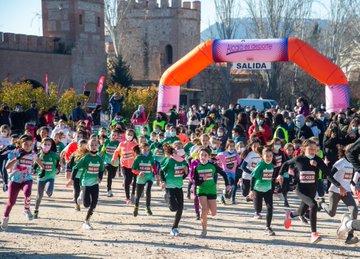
100,129,120,197
33,137,60,219
194,147,230,238
72,138,105,229
216,139,242,205
249,147,275,235
112,129,138,204
160,143,188,236
132,143,157,217
278,139,331,244
1,135,44,230
318,145,359,244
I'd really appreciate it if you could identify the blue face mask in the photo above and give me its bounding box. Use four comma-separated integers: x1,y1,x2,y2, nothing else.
171,132,176,137
306,155,315,160
142,152,149,157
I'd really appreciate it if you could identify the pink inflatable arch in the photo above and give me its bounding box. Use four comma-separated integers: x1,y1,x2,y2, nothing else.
157,38,349,113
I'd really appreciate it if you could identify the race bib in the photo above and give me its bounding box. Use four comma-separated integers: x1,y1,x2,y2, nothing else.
122,152,133,160
198,169,213,181
344,172,353,181
174,166,185,177
262,169,273,180
275,156,282,167
88,163,100,174
43,161,53,172
106,146,117,155
299,171,316,183
225,155,237,170
139,163,151,174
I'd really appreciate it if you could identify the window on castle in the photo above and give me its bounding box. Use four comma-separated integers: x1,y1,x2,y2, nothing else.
165,45,173,65
97,17,101,27
79,14,83,25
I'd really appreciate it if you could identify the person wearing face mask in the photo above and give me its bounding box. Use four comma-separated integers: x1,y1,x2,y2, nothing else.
284,117,296,143
216,127,227,151
162,126,180,145
71,138,104,230
0,134,19,192
248,114,271,146
295,114,313,140
33,138,60,219
323,122,345,169
344,118,360,145
273,114,289,144
337,112,349,136
160,143,188,236
132,143,157,217
278,139,331,244
216,140,242,205
296,97,310,117
112,129,138,204
271,138,288,205
25,101,39,126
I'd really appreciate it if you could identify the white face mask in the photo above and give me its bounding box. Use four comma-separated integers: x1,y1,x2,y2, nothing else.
274,145,281,151
239,147,245,153
306,155,315,160
0,133,7,137
126,135,133,141
306,122,312,127
170,132,176,137
218,132,224,137
319,117,325,122
176,149,185,157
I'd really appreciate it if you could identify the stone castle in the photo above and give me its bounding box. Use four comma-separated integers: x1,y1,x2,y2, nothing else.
0,0,106,101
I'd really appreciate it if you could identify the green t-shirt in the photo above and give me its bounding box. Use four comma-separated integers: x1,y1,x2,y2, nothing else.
37,151,60,182
184,142,194,156
132,154,155,184
74,154,105,187
161,136,180,145
161,158,187,188
150,142,165,163
101,139,119,165
251,160,274,192
55,142,65,155
195,163,218,195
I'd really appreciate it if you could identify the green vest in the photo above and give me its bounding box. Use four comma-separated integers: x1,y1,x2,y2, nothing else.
152,120,166,131
274,126,289,143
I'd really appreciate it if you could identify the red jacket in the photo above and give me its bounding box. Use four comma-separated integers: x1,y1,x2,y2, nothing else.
248,122,271,145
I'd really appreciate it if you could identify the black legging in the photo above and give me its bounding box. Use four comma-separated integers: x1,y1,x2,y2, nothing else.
242,179,250,197
84,184,99,221
106,164,117,191
167,188,184,229
254,190,273,228
290,188,318,232
135,181,153,207
73,178,81,205
123,167,137,200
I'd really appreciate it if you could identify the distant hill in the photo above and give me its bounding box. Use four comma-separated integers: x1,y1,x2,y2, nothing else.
201,17,329,41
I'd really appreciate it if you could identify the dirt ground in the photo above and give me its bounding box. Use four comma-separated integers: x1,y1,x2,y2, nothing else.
0,175,359,259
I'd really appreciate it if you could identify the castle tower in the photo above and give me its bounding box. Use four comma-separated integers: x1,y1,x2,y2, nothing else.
117,0,201,83
42,0,106,93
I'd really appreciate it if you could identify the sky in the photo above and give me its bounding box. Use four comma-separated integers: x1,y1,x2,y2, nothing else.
0,0,331,36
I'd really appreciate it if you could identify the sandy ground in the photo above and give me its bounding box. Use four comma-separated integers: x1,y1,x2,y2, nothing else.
0,175,359,259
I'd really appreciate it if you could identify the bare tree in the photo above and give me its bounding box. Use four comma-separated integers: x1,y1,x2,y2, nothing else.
104,0,132,58
244,0,314,102
212,0,242,104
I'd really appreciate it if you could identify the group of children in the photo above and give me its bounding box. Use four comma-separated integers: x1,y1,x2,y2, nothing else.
0,121,359,245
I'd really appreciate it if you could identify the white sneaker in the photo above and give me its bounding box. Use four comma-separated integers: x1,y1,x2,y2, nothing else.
200,230,207,238
82,221,93,230
24,210,33,220
107,190,113,197
1,217,9,230
254,213,262,219
337,214,352,239
170,228,180,236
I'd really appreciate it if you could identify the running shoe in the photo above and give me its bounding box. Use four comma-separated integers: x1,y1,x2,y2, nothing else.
231,199,236,205
82,221,93,230
125,199,132,205
200,230,207,238
170,228,180,236
337,213,352,239
75,204,80,211
1,217,9,230
24,210,33,221
254,213,262,220
284,211,292,229
133,206,139,217
33,210,39,219
310,232,322,244
146,207,153,216
316,198,325,212
265,227,275,236
298,216,309,225
345,234,359,245
107,190,113,197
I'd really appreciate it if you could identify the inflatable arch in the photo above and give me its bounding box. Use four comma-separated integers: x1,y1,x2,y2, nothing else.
157,38,349,113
